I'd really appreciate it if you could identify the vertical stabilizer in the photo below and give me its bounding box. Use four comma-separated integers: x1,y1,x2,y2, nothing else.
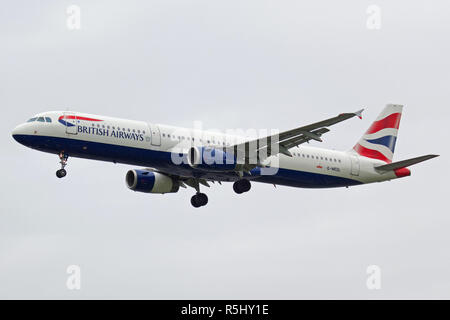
352,104,403,163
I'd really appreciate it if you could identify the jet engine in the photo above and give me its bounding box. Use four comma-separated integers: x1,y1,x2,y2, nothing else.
126,170,179,194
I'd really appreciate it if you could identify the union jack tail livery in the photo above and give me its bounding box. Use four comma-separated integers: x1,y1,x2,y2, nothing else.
353,104,403,163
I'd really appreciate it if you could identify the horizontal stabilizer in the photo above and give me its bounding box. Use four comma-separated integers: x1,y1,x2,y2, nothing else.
375,154,439,171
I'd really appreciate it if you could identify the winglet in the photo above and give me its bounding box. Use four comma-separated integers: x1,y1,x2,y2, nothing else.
354,108,364,119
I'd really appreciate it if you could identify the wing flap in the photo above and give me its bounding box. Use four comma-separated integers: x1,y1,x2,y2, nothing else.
280,128,330,150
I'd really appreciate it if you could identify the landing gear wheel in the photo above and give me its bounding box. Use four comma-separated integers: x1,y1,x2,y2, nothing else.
233,179,251,194
197,193,208,206
233,183,243,194
56,151,69,179
56,169,67,178
191,193,208,208
191,195,201,208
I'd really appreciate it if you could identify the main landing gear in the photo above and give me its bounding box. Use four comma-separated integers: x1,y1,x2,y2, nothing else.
191,192,208,208
233,179,251,194
189,179,251,207
56,152,68,178
189,179,209,208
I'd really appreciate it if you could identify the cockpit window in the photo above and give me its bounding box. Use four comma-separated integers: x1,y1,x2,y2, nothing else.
27,116,52,123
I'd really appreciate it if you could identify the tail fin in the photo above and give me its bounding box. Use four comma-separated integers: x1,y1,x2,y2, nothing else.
352,104,403,163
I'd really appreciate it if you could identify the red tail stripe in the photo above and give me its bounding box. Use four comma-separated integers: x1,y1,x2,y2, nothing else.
58,115,103,122
353,144,391,163
366,113,401,134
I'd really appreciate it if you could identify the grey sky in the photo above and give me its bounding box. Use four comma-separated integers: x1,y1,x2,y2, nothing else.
1,0,449,299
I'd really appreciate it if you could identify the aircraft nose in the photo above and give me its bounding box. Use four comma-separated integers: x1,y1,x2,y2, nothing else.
12,124,28,144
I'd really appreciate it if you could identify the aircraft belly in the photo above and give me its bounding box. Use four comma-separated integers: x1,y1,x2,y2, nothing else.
20,134,362,188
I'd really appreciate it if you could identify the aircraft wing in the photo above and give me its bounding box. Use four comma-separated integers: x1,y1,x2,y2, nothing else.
229,109,364,163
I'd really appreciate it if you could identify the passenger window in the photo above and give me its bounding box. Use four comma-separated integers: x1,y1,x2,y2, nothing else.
37,117,45,122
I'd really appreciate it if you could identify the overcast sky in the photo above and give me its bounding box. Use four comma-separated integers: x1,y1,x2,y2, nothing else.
1,0,449,299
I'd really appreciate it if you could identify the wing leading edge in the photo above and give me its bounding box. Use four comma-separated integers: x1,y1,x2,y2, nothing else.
229,109,364,164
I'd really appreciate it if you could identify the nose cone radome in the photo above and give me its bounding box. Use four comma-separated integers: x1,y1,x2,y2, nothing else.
12,124,29,145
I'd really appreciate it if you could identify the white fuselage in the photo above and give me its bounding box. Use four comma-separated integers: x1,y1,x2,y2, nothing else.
12,111,401,188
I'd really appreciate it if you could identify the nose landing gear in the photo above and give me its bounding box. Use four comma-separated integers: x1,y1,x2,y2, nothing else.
56,152,68,178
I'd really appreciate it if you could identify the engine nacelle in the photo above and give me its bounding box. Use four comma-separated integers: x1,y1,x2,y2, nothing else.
126,170,179,194
187,146,237,171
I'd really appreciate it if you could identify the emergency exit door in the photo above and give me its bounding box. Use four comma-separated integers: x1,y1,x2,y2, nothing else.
149,123,161,146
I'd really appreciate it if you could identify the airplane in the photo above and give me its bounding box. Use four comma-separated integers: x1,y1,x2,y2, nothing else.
11,104,438,207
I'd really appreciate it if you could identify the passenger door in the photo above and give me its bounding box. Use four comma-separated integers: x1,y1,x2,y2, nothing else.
350,155,360,176
63,112,78,135
149,123,161,146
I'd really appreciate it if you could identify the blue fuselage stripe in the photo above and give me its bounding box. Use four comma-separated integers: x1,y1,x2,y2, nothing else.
12,134,362,189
